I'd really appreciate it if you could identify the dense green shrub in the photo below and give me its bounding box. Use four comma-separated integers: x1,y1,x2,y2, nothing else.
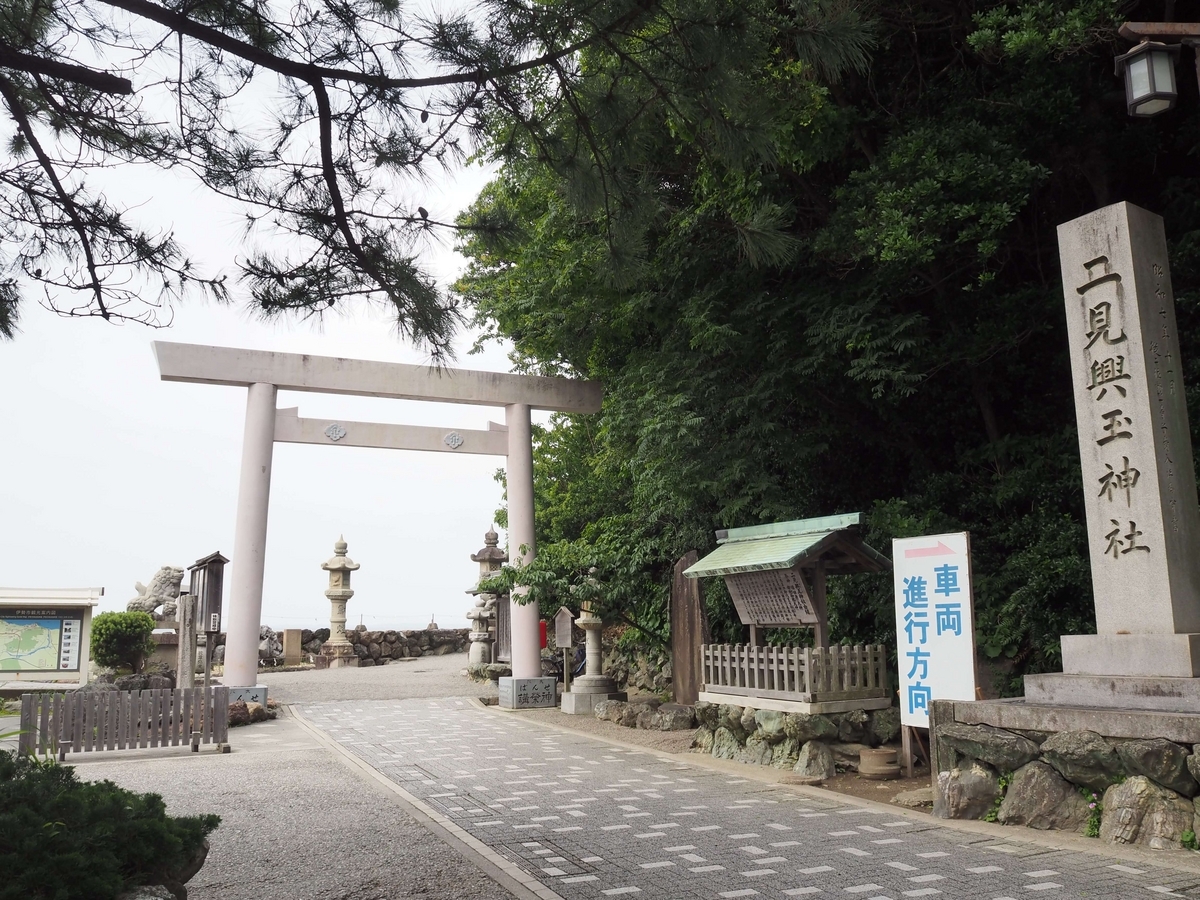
0,750,219,900
90,611,155,671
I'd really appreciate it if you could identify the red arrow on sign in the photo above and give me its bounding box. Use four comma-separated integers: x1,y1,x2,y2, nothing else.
904,541,956,558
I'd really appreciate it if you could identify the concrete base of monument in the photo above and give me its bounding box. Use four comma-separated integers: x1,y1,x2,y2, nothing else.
1025,671,1200,712
561,689,627,715
227,684,268,705
697,690,892,716
1061,632,1200,678
498,676,557,709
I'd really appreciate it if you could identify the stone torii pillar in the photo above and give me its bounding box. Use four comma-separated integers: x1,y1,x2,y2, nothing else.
152,343,602,697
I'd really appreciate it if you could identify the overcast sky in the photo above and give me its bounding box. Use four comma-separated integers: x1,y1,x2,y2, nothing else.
0,152,542,633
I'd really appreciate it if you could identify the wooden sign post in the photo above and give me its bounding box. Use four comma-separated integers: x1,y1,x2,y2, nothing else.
554,606,574,693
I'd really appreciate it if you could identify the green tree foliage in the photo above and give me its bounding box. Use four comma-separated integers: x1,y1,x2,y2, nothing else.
458,0,1200,689
0,0,750,351
90,611,155,672
0,750,219,899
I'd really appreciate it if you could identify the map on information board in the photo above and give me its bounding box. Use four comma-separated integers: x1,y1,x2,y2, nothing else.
0,610,82,672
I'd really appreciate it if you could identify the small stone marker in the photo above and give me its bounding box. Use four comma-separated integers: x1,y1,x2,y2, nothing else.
554,606,574,649
1056,202,1200,678
283,628,303,666
498,675,557,709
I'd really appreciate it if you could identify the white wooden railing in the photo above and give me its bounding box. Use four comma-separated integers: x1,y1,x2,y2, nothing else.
18,686,229,759
701,643,889,703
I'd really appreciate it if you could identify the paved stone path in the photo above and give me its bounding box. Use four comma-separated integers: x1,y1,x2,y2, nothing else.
299,698,1200,900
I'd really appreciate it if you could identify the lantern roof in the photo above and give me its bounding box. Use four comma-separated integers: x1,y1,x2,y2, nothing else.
321,535,360,572
683,513,891,579
471,526,508,564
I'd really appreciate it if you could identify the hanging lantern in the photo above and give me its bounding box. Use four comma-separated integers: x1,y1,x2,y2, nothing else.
1115,41,1181,117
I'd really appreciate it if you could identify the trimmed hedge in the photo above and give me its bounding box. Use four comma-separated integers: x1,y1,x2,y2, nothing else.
90,611,156,671
0,751,219,899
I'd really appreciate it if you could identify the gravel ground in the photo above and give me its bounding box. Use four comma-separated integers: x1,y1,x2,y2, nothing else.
261,652,497,704
69,710,504,900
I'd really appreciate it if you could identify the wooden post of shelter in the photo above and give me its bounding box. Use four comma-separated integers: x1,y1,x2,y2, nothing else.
671,551,707,705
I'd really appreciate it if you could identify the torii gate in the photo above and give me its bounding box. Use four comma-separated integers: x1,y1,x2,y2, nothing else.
152,342,602,694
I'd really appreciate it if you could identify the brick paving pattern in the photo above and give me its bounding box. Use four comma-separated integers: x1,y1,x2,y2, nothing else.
301,698,1200,900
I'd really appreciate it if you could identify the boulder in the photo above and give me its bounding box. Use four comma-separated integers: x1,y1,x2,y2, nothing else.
936,757,1000,820
115,674,149,692
636,707,657,730
771,736,801,770
828,742,870,771
937,723,1040,772
76,680,118,694
352,643,369,660
737,732,773,766
868,707,901,746
1116,739,1198,798
691,728,715,753
146,673,174,691
754,709,788,743
832,709,869,744
694,701,720,730
739,706,758,737
712,726,741,760
594,700,622,721
1100,775,1194,849
783,712,838,743
997,761,1090,832
367,642,382,660
211,644,225,664
246,702,269,723
615,703,640,728
227,700,251,728
359,658,375,667
718,704,748,741
1040,731,1124,792
656,704,697,731
793,740,836,783
379,642,393,658
483,663,511,680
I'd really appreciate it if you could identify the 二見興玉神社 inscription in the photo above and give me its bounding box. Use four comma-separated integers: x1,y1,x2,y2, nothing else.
1056,202,1200,676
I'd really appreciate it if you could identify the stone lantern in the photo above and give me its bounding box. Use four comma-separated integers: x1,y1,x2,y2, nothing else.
320,536,360,668
466,527,507,666
561,573,625,715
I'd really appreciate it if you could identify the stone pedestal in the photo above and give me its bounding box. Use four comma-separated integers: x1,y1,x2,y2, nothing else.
228,684,268,705
320,641,359,669
498,676,556,709
560,609,624,715
561,689,627,715
1025,671,1200,712
1060,633,1200,679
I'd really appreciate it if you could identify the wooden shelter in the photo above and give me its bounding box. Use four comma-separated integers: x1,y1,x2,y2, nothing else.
684,513,893,713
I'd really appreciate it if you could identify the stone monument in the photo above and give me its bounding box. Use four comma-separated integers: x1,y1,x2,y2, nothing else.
1027,201,1200,708
466,527,506,666
319,536,360,668
561,597,626,715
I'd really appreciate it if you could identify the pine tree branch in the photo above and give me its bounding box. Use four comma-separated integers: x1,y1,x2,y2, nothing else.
0,72,109,319
0,43,133,95
97,0,638,91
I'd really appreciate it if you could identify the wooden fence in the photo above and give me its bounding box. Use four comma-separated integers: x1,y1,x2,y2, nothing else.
701,643,889,703
17,686,230,759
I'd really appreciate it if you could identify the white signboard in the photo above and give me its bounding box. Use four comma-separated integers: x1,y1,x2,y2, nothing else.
892,533,977,728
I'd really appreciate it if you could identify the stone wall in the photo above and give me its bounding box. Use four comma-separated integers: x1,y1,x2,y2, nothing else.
933,714,1200,849
690,700,901,780
603,644,672,695
209,626,470,667
343,625,469,665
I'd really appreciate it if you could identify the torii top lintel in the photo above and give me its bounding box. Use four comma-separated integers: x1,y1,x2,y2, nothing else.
151,342,603,413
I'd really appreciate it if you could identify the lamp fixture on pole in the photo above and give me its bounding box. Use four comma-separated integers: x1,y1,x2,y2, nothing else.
1116,22,1200,118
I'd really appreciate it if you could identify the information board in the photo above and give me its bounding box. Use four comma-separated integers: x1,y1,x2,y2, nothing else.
892,533,977,728
725,568,818,625
1,607,85,672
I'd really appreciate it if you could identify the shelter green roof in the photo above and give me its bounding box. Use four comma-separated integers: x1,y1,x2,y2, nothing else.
683,513,890,578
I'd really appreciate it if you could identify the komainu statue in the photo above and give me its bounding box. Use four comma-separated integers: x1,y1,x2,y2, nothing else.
127,566,185,622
